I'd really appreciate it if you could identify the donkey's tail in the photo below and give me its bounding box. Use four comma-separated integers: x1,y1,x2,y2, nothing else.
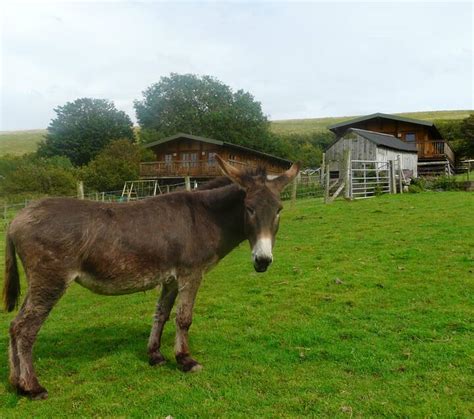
3,233,20,312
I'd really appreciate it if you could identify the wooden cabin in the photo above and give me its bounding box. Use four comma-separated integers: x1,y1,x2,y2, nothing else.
325,128,418,178
140,133,291,179
328,113,455,175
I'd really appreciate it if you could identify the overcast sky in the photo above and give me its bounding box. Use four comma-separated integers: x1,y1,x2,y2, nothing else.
0,1,472,131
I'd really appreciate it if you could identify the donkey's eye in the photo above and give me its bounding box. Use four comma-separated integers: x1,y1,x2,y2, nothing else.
246,206,255,216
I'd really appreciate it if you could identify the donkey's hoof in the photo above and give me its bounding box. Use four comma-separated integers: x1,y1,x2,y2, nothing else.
30,388,49,400
181,360,203,373
17,385,48,400
188,363,203,373
149,354,167,366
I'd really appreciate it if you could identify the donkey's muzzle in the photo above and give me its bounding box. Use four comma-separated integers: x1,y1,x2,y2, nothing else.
253,256,272,273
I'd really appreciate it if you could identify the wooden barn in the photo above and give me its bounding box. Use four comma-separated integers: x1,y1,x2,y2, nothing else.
325,128,418,178
139,133,291,180
328,113,455,175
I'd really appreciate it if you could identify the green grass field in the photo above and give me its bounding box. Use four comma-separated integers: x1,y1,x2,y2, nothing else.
271,110,473,135
1,110,472,157
0,130,46,156
0,192,473,416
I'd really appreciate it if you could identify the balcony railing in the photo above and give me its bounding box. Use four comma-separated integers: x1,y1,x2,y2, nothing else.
139,159,258,178
415,141,455,162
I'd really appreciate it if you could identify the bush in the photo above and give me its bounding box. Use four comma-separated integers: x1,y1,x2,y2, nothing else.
81,139,154,192
0,154,77,198
432,175,462,191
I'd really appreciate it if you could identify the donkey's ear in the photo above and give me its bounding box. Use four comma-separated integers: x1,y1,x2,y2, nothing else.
215,154,252,188
269,161,301,192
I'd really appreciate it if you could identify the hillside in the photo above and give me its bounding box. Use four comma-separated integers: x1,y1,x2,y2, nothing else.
0,110,472,156
0,129,46,156
270,110,473,135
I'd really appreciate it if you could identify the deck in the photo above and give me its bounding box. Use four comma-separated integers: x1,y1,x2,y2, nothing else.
139,159,280,178
416,140,455,162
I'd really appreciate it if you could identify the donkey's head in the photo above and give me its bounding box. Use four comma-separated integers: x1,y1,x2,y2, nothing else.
215,155,300,273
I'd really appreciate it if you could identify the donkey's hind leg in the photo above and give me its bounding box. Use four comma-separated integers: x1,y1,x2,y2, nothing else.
148,281,178,366
9,278,67,400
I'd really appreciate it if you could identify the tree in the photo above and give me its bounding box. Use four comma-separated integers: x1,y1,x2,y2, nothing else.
134,73,275,152
80,139,154,192
459,114,474,158
38,98,134,166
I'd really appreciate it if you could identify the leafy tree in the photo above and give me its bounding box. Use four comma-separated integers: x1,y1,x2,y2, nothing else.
459,114,474,158
38,98,134,166
0,154,77,197
134,73,275,152
81,139,154,192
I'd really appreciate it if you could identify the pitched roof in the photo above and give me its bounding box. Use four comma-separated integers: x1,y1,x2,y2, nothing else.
328,112,435,131
143,133,292,164
347,128,418,152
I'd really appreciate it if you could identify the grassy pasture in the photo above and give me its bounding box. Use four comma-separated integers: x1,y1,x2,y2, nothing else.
0,192,473,416
0,130,46,156
271,110,473,135
1,110,472,157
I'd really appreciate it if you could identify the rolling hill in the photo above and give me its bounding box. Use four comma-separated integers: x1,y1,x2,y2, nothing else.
0,110,472,156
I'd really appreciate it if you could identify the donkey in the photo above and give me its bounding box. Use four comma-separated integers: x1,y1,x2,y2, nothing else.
3,155,299,400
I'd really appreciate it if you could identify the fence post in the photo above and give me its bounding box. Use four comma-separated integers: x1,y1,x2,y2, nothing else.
291,176,298,206
185,176,191,191
324,164,330,203
397,155,403,194
389,161,396,194
343,149,351,200
101,192,105,202
77,181,84,200
320,153,326,186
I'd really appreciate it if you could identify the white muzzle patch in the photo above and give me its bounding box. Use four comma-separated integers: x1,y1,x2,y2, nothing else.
252,236,273,263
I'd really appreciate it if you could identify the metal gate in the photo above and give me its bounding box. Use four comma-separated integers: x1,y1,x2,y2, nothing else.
350,160,393,199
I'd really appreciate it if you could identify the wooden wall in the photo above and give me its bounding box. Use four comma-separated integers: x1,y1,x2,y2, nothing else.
144,137,290,177
326,133,418,177
345,120,435,142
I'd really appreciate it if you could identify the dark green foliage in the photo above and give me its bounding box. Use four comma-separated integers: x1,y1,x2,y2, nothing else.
434,118,465,158
81,140,154,192
409,175,462,192
0,154,77,198
134,73,273,152
275,131,335,167
39,98,134,166
431,175,462,191
459,114,474,158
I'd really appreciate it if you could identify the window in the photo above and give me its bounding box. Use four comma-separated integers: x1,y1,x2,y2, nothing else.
208,152,216,166
405,133,416,142
182,152,197,168
164,154,172,167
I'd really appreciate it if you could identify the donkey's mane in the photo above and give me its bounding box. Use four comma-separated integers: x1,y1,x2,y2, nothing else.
197,166,268,191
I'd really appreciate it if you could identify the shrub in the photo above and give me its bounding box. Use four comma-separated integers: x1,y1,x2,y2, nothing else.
81,139,154,192
0,154,77,198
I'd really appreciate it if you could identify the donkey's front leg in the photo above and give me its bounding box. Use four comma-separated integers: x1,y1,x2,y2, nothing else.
175,274,202,372
148,281,178,366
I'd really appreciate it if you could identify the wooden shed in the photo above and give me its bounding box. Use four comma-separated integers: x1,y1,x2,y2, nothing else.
326,128,418,178
139,133,291,179
328,113,454,175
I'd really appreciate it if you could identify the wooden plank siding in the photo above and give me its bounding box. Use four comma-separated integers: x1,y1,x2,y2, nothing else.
326,133,418,178
332,119,454,162
140,136,290,178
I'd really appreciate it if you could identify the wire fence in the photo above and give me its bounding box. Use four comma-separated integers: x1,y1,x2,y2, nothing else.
0,175,323,231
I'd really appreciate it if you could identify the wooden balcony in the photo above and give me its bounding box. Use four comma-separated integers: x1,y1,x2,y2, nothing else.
140,159,260,178
416,141,455,162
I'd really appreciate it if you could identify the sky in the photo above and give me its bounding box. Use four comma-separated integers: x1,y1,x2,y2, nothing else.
0,0,472,131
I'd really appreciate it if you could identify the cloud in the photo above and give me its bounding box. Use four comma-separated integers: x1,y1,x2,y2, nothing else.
1,1,472,130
